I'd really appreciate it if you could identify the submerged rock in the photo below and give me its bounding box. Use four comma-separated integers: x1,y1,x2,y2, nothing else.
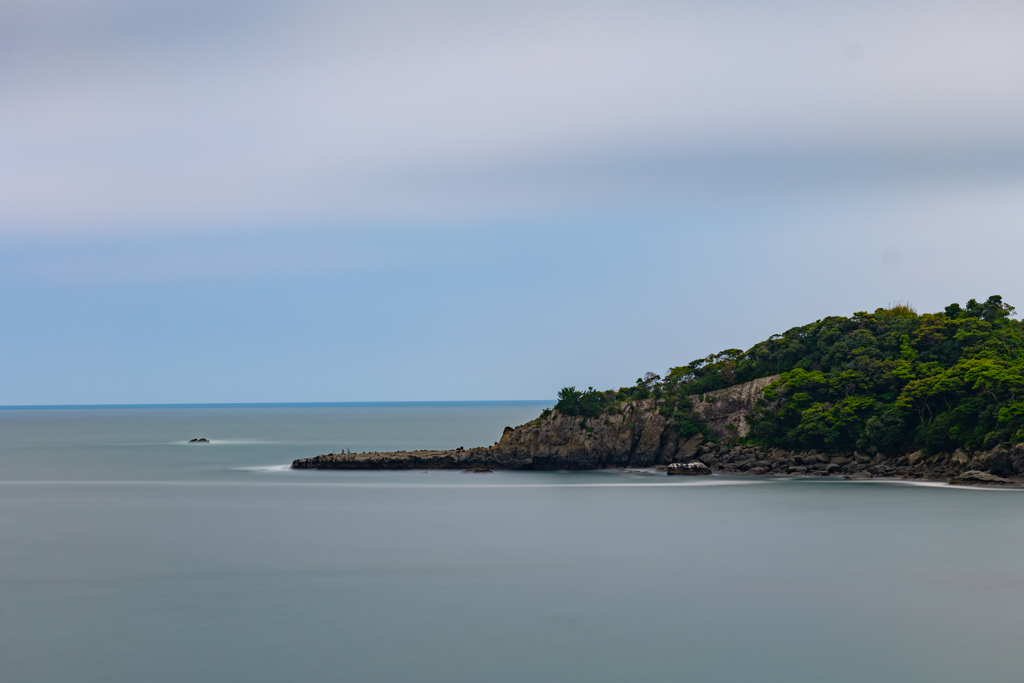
188,438,209,443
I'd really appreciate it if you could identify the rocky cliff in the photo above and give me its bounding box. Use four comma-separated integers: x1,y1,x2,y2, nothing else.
293,376,774,471
293,398,701,470
291,375,1024,483
689,375,780,439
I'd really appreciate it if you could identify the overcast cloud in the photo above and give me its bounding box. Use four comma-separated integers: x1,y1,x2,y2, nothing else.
3,0,1024,231
2,0,1023,403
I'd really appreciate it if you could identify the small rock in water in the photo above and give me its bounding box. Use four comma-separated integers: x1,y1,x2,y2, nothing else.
188,438,210,443
667,462,711,476
462,467,493,473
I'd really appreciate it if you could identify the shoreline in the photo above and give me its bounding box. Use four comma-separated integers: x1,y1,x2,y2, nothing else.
291,450,1023,487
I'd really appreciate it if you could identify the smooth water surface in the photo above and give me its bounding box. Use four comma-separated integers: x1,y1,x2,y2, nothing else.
2,403,1024,683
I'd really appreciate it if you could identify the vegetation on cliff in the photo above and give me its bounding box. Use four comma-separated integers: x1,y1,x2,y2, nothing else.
556,296,1024,455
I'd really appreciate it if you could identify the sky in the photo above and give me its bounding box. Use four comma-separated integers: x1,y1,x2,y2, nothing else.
2,0,1023,405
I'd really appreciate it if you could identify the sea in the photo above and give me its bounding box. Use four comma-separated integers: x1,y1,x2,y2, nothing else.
2,402,1024,683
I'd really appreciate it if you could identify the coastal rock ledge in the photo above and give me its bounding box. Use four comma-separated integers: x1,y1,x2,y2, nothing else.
294,378,776,471
292,395,703,471
291,377,1024,484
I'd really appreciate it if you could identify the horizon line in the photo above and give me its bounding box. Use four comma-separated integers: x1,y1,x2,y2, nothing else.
0,399,554,410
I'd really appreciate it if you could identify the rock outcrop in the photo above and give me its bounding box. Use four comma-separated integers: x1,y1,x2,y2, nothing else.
949,470,1022,487
293,398,700,470
290,375,1024,486
667,462,711,476
689,375,780,439
293,377,776,471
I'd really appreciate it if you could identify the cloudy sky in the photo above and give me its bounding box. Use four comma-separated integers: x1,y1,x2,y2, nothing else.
2,0,1023,404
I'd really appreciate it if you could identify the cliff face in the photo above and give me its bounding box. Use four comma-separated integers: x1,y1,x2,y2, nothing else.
293,398,701,470
689,375,780,439
487,399,702,469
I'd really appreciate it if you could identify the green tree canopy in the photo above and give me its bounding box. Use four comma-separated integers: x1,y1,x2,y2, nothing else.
562,296,1024,454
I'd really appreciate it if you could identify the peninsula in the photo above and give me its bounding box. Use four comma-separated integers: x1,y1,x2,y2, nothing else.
293,297,1024,485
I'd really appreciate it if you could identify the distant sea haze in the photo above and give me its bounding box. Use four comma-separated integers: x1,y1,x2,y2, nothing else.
2,402,1023,683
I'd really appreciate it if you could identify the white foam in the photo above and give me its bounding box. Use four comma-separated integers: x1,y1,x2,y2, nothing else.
233,464,292,472
179,439,260,445
177,439,326,445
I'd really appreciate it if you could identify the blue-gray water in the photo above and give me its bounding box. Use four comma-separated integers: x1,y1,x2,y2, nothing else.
3,402,1024,683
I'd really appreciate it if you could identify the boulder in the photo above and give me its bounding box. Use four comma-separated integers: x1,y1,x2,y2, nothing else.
948,470,1021,487
676,433,703,461
950,449,971,467
907,450,927,466
667,462,712,476
1010,444,1024,474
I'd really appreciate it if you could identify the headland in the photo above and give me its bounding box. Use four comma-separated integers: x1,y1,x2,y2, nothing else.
294,297,1024,487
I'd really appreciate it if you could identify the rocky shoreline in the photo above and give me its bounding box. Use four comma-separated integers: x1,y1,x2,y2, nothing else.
291,377,1024,487
290,442,1024,486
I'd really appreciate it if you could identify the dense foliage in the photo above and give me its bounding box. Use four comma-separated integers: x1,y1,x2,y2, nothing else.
554,386,607,417
556,297,1024,454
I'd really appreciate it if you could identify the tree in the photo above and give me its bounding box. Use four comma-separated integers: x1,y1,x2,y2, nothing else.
564,296,1024,453
555,386,606,417
555,387,582,415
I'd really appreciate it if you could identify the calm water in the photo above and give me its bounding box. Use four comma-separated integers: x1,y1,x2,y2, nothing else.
3,403,1024,683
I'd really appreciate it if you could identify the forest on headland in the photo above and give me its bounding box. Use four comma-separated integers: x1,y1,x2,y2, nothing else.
555,296,1024,456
